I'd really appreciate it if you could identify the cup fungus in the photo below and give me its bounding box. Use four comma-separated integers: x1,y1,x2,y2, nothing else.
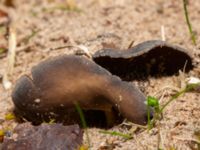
12,55,150,126
93,40,193,81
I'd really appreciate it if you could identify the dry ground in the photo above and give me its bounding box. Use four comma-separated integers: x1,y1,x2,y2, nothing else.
0,0,200,149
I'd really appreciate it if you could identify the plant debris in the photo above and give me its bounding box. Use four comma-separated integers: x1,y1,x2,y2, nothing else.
1,123,83,150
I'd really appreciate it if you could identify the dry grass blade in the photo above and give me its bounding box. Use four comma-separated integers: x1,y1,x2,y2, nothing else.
3,26,16,90
127,40,135,49
6,27,16,74
161,25,166,41
99,130,132,140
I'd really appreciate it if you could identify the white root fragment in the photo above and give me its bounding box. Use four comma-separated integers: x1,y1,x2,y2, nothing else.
161,25,166,41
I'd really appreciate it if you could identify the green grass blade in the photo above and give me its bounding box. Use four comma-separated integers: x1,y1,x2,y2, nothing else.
75,103,91,148
99,130,132,140
183,0,196,45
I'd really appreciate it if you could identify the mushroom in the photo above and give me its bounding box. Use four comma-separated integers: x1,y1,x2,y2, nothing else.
12,55,151,126
93,40,193,81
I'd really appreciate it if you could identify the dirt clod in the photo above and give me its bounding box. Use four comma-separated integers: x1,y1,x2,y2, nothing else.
1,123,83,150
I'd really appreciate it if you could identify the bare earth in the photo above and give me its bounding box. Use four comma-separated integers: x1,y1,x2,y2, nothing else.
0,0,200,149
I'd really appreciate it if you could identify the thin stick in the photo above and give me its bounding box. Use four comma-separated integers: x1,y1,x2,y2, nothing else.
183,0,196,45
6,27,16,74
3,26,16,90
120,120,147,129
49,44,92,58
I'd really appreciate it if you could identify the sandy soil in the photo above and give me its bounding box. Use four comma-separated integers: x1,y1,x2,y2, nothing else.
0,0,200,149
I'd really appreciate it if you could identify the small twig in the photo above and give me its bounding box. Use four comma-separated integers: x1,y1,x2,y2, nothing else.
6,27,16,74
127,40,135,49
119,120,147,129
183,0,196,45
49,45,72,51
3,26,16,90
49,44,92,58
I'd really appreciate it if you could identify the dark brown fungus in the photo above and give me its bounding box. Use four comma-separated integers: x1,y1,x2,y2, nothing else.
2,123,83,150
93,40,193,81
12,55,151,127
